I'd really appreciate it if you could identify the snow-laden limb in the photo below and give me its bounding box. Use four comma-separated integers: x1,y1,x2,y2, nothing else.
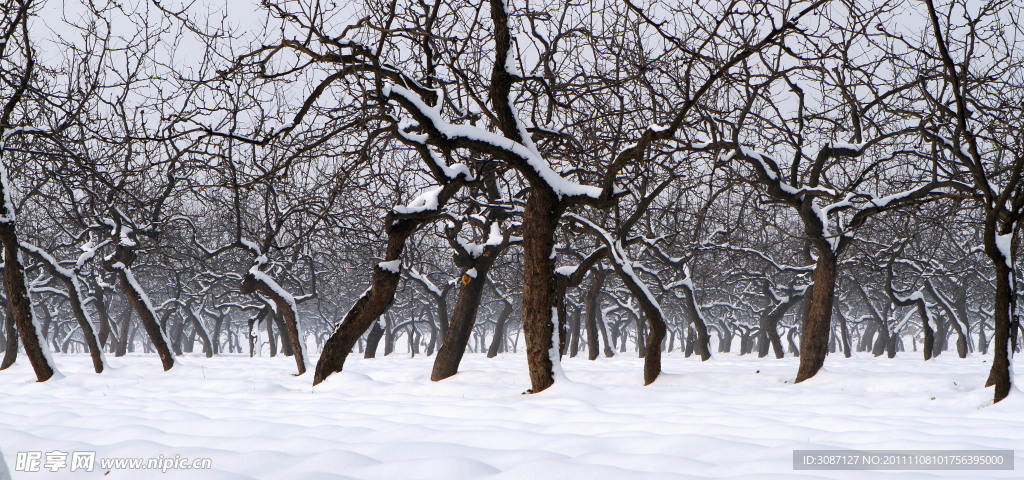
378,260,401,274
566,213,669,382
407,268,443,297
241,242,311,375
384,84,600,200
567,215,661,312
28,286,68,297
830,141,869,152
891,308,917,336
395,117,476,182
554,265,577,277
21,239,111,374
695,241,814,273
107,261,175,363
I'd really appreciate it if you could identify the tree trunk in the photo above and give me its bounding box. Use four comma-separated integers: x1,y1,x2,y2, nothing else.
127,323,137,353
184,326,196,354
788,327,801,356
0,225,56,381
978,311,989,354
986,260,1014,402
607,267,665,384
520,190,561,393
432,268,490,381
795,249,838,382
272,311,294,356
758,292,803,359
248,308,268,357
585,269,605,360
436,284,451,348
921,303,936,360
110,265,174,371
872,319,889,357
924,281,968,358
425,308,438,356
600,311,614,358
836,307,853,358
716,319,733,353
1,308,16,370
240,274,305,374
487,300,512,358
681,284,711,360
182,302,213,358
313,207,432,385
115,305,131,357
212,313,224,355
364,321,384,358
384,314,395,356
932,315,948,358
684,325,695,358
93,284,113,349
634,312,646,357
62,277,104,372
39,304,52,347
569,305,582,357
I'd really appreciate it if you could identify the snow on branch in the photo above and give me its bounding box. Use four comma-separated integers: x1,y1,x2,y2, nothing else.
566,214,662,312
384,83,601,200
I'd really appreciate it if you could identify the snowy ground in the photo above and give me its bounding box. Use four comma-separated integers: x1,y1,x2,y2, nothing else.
1,352,1021,479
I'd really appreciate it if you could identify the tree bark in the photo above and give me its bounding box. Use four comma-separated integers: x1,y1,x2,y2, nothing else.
932,315,948,358
92,282,113,350
432,226,509,380
1,308,16,370
181,302,213,358
432,269,490,381
383,313,395,356
757,291,803,359
520,189,561,393
0,224,55,381
569,305,582,357
364,322,384,358
795,249,837,383
273,310,294,356
114,304,131,357
62,278,104,372
680,283,712,360
986,261,1014,402
924,281,968,358
487,300,513,358
104,225,174,371
111,266,174,371
211,312,224,355
241,275,304,373
22,245,106,373
634,312,647,358
836,307,853,358
314,180,464,385
607,267,665,385
584,268,606,360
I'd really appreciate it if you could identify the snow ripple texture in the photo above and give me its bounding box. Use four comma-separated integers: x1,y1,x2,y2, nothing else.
1,353,1022,479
